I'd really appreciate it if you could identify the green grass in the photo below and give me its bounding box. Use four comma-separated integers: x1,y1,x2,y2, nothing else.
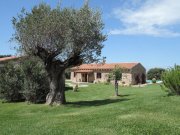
0,84,180,135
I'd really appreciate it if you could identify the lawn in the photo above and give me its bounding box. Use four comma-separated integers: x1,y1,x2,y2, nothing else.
0,84,180,135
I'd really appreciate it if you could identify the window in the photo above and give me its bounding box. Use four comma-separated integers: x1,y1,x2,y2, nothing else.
74,72,76,77
97,73,101,78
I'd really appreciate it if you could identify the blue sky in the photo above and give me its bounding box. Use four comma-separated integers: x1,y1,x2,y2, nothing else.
0,0,180,70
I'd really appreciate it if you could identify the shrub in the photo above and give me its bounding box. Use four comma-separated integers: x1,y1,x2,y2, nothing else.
106,78,111,83
152,78,156,83
161,65,180,95
106,73,113,85
104,81,110,85
0,63,24,102
107,73,113,80
20,57,49,103
0,57,49,103
65,68,71,79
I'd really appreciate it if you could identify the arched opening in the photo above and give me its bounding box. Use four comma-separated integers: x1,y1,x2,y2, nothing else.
135,75,140,84
141,73,146,84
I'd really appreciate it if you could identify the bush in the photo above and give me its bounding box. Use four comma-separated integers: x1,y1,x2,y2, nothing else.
104,81,110,85
161,65,180,95
0,57,49,103
0,63,24,102
20,57,49,103
65,68,71,79
152,78,156,83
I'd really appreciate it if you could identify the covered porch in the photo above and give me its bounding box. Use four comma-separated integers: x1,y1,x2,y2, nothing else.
75,70,95,83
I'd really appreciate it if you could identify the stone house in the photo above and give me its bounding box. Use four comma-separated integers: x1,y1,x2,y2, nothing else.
70,63,146,85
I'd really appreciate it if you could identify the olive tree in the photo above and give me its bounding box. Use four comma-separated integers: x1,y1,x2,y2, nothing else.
12,3,106,105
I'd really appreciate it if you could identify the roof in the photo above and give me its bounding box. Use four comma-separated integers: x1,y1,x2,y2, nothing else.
0,56,18,63
74,70,93,73
71,63,139,71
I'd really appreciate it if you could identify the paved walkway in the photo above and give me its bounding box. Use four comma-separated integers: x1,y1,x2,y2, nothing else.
66,82,89,87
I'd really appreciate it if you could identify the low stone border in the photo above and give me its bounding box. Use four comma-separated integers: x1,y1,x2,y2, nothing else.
66,82,89,88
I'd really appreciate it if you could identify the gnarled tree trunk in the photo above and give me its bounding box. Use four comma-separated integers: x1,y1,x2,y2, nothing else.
46,68,66,105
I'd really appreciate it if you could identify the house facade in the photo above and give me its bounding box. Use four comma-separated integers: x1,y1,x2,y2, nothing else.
70,63,146,85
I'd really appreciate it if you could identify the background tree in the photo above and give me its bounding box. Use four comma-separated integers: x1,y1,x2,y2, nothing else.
108,66,122,96
108,66,122,81
0,55,12,58
12,3,106,105
112,66,122,81
147,68,165,80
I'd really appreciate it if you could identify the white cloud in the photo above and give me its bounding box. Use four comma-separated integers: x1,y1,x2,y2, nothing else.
110,0,180,37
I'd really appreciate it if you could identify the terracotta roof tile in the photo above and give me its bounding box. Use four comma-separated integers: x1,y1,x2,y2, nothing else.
71,63,139,71
74,70,93,73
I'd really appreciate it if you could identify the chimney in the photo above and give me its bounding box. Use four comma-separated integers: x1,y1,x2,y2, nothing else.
102,57,106,64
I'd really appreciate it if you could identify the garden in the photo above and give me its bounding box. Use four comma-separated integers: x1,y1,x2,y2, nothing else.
0,84,180,135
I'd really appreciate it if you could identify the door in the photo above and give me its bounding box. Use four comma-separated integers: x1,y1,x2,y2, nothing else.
82,73,88,82
84,74,87,82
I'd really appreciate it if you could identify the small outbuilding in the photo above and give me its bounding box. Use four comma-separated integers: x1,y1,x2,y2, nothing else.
71,63,146,85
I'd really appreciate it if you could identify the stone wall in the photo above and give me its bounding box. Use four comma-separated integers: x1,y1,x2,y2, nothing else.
94,71,109,83
71,72,82,82
121,73,132,85
88,73,94,83
131,63,146,85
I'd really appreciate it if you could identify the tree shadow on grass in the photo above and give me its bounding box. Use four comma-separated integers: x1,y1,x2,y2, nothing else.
117,94,131,97
66,98,129,107
65,86,73,91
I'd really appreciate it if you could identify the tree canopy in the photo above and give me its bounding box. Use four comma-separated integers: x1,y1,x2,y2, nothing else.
0,55,12,58
12,2,106,105
147,68,165,80
112,66,122,81
108,66,122,81
12,3,106,66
